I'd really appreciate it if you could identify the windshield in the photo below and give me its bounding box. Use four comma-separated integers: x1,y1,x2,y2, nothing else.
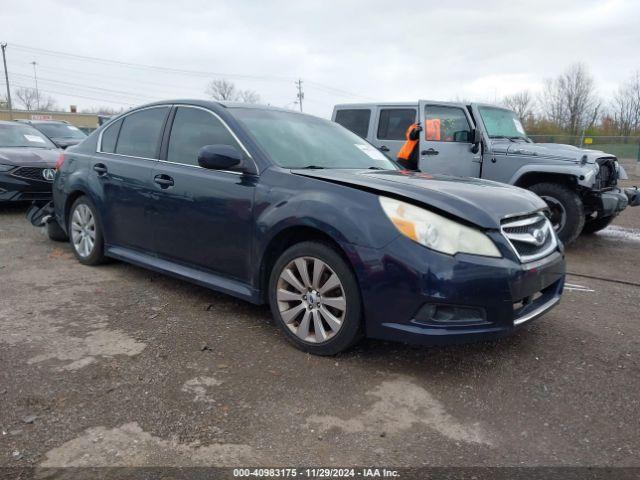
35,122,87,140
478,106,529,140
0,124,57,148
231,108,397,170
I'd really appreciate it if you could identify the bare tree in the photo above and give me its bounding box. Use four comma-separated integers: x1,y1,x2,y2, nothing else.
539,63,600,135
80,106,126,115
14,87,57,111
502,90,534,121
238,89,260,104
610,72,640,136
206,79,260,103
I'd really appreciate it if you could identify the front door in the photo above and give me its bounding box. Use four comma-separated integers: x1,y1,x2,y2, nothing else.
417,101,481,177
150,106,256,282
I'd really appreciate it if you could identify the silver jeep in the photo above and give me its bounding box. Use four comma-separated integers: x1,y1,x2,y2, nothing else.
333,101,639,244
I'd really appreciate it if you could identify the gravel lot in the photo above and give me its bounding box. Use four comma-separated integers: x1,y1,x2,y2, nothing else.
1,162,639,471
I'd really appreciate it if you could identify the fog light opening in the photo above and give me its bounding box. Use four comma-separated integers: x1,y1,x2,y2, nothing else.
412,303,487,326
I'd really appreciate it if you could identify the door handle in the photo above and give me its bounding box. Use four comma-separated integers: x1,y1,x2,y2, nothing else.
154,174,174,188
93,163,108,176
491,157,497,163
379,145,390,152
421,148,439,156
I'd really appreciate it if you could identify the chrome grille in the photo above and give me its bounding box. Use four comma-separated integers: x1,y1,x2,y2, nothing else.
501,213,557,263
10,166,53,182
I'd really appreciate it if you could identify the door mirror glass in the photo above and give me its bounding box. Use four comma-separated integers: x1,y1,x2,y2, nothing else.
197,145,242,170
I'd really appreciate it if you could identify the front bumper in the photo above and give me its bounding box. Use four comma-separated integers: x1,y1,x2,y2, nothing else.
0,170,54,203
595,187,639,217
350,234,565,346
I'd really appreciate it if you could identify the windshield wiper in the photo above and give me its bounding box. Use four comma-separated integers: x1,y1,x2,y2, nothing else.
367,166,385,170
298,165,325,169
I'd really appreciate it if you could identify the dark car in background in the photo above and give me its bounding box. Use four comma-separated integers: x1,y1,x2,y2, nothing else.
49,100,565,355
16,119,88,149
0,121,60,204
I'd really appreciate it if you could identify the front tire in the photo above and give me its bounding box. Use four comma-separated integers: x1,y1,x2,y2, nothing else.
268,241,363,355
529,182,584,244
581,214,616,235
68,196,106,265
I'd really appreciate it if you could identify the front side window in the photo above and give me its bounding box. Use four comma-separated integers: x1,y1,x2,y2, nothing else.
232,108,397,170
424,106,471,143
377,108,416,140
167,107,243,166
115,107,169,158
334,109,371,138
0,124,56,149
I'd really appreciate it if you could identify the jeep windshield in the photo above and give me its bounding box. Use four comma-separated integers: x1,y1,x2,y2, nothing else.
478,106,531,142
231,107,397,170
0,124,56,149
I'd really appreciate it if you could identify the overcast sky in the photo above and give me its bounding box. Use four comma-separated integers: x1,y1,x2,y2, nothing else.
2,0,639,117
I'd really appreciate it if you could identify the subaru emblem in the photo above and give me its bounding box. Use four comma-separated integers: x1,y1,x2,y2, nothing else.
532,228,547,246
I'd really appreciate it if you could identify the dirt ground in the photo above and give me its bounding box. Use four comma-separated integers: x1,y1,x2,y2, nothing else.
1,161,639,471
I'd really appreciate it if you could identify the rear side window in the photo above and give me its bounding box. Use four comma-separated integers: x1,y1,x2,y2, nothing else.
99,119,122,153
424,106,471,143
167,107,243,166
115,107,169,158
334,109,371,138
377,108,416,140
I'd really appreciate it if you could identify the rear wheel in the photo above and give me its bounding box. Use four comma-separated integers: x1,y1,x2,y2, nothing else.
268,241,363,355
581,214,616,235
529,182,584,244
68,196,106,265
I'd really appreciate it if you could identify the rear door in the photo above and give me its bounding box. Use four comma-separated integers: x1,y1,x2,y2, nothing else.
370,106,417,158
417,101,481,177
96,106,170,250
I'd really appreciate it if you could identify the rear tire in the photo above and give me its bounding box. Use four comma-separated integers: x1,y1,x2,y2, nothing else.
268,241,363,355
529,182,584,244
581,214,616,235
68,196,106,266
46,219,68,242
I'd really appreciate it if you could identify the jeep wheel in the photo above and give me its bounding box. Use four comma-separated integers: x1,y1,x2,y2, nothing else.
581,214,616,235
529,183,585,244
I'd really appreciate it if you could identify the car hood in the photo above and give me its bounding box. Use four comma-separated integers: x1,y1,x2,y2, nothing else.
0,147,59,167
292,169,547,229
500,141,615,163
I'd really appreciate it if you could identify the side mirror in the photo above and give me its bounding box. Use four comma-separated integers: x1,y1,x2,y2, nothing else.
470,128,482,154
197,145,242,170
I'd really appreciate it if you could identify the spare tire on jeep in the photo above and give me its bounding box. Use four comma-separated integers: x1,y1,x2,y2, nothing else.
529,182,585,244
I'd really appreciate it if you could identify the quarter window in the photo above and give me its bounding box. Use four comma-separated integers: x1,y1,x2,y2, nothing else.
377,108,416,140
167,107,243,166
114,107,169,158
424,106,471,143
99,119,122,153
334,109,371,138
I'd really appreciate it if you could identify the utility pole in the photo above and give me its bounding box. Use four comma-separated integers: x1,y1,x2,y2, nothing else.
1,42,13,119
295,79,304,112
31,61,40,111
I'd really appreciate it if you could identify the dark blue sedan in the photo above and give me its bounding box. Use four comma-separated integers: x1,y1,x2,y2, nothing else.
49,100,565,355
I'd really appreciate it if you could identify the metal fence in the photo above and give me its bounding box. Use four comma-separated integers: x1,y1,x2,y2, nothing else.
528,135,640,161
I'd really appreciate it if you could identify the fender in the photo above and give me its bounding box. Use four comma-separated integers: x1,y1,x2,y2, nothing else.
509,163,598,189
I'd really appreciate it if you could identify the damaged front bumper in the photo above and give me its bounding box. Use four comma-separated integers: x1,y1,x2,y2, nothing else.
595,187,640,217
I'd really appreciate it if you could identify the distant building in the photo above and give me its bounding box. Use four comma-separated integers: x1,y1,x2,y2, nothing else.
0,108,110,134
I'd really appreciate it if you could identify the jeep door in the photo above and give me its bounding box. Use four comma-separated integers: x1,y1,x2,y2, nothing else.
370,106,417,158
417,101,481,177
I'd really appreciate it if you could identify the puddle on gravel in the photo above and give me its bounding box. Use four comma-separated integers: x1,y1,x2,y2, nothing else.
40,422,260,467
597,225,640,243
306,378,490,445
181,376,224,403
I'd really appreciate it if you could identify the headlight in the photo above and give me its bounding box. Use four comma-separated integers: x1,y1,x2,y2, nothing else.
379,196,501,257
0,164,15,172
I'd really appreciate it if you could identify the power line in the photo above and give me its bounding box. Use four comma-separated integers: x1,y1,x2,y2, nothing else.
9,81,136,107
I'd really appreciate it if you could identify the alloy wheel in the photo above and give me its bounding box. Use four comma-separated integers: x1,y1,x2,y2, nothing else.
70,204,96,258
276,256,347,344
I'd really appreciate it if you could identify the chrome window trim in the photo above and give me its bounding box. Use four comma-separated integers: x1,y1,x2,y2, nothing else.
96,104,256,173
500,213,558,263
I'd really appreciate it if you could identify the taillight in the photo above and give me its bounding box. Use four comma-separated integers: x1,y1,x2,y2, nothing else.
55,152,65,170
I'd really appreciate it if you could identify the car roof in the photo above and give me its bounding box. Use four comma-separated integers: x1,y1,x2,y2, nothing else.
17,119,70,125
0,120,36,126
